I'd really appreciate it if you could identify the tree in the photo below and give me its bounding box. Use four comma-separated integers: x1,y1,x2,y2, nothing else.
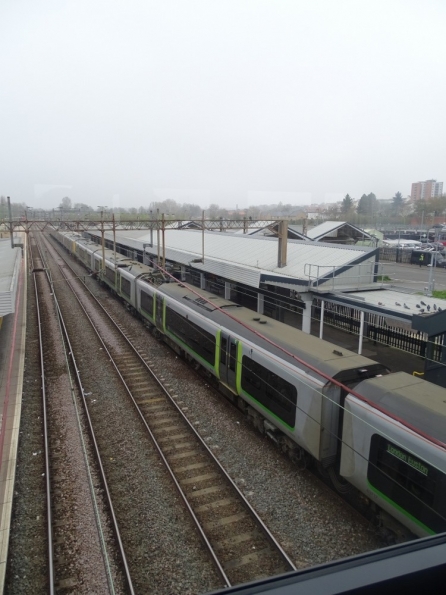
208,203,221,218
341,194,354,214
180,203,202,219
59,196,72,210
392,191,405,215
357,193,378,217
411,195,446,218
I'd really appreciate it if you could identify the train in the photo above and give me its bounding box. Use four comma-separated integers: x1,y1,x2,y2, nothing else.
52,230,446,542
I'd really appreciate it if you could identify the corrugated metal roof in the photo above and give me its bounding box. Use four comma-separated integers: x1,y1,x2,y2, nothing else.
287,224,309,239
87,229,375,289
307,221,372,241
230,221,276,235
0,240,21,316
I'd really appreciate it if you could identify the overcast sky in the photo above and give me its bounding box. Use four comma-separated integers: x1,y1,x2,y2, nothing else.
1,0,445,211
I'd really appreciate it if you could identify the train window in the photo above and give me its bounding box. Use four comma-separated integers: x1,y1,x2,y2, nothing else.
368,435,446,533
121,276,131,298
105,266,116,284
95,258,101,271
241,356,297,427
141,291,154,317
166,306,216,366
229,342,237,371
220,337,227,365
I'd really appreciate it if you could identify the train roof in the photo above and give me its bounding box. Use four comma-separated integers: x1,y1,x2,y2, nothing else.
120,261,154,277
353,372,446,445
93,247,132,266
157,282,386,381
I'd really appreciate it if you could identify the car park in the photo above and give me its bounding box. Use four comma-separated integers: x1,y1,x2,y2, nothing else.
411,249,446,267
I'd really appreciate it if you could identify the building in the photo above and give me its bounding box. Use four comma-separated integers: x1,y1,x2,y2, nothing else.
411,179,443,201
306,221,374,244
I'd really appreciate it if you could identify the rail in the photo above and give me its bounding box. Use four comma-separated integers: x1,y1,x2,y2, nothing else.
31,234,136,595
29,239,55,594
46,231,296,587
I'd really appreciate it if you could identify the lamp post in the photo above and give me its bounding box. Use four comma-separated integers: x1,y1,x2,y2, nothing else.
427,229,439,296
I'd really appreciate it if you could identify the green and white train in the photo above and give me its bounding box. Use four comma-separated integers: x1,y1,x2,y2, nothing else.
54,230,446,541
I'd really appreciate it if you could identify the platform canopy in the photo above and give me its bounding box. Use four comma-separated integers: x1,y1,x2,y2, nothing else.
87,228,377,290
0,241,21,317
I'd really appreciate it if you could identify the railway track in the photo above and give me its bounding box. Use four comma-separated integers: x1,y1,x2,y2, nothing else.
41,232,296,586
29,240,55,591
30,236,133,594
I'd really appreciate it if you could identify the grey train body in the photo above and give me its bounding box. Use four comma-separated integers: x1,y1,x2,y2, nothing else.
55,230,446,540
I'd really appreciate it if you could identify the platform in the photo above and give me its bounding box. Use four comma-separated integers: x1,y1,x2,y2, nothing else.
0,256,26,591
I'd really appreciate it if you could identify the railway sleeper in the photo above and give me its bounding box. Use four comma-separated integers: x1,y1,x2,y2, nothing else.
52,236,419,551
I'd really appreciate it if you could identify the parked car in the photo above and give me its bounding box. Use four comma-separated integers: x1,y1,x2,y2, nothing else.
420,242,445,252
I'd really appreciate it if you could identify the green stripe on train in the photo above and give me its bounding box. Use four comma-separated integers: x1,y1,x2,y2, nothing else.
367,480,436,535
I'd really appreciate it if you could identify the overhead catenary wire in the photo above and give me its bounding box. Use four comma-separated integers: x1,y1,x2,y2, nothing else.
148,267,446,528
53,231,446,533
60,233,446,443
196,275,446,370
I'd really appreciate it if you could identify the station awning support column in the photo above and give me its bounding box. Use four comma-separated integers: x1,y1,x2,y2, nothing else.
257,293,264,314
319,299,325,339
358,310,365,355
301,294,313,335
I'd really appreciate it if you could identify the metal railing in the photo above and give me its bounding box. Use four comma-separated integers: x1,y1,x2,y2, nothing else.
305,261,383,292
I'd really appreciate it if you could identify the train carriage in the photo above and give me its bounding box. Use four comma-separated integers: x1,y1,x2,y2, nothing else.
341,373,446,537
60,232,79,254
51,229,446,540
137,279,157,323
118,264,154,308
158,285,221,375
77,240,100,269
91,249,132,290
156,282,388,462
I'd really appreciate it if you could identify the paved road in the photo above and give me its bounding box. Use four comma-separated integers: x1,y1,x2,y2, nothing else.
380,262,446,293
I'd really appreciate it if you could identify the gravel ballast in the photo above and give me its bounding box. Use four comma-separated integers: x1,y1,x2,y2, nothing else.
44,235,223,594
51,235,388,572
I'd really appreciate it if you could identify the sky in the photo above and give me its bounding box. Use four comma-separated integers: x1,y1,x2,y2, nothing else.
1,0,446,212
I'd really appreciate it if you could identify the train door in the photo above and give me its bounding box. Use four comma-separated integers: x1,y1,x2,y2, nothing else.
219,332,237,391
155,294,164,331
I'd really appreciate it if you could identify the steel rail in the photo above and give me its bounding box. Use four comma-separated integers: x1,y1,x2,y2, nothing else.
45,232,297,580
29,239,55,595
33,234,136,595
44,237,233,586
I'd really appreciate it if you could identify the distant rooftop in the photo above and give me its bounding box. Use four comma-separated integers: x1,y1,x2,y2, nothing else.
307,221,373,243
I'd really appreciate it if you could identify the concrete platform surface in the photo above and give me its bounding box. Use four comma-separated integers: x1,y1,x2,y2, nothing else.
0,258,26,592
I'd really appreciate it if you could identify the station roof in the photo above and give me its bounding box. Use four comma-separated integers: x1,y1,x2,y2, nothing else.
324,288,446,323
0,240,22,316
88,228,376,290
221,220,276,235
246,223,309,240
307,221,373,243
